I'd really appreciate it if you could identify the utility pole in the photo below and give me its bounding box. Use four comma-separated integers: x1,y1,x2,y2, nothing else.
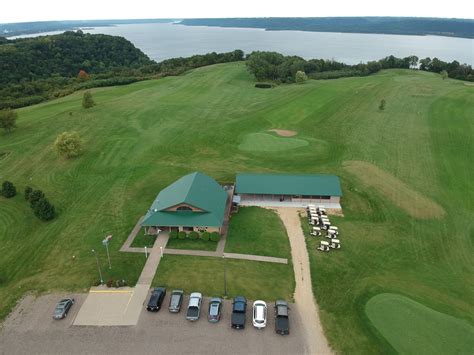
92,249,103,284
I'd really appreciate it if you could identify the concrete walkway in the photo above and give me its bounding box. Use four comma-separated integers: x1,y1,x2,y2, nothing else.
164,248,288,264
120,216,144,252
223,252,288,264
275,207,332,355
74,232,169,326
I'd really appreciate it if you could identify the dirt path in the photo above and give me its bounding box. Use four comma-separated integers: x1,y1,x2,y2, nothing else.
275,207,332,355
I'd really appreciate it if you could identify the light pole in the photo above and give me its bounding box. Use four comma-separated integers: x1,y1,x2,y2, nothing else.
92,249,104,284
102,235,112,269
223,255,227,298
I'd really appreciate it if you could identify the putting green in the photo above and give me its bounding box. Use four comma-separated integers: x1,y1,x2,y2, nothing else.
238,132,309,152
365,293,474,355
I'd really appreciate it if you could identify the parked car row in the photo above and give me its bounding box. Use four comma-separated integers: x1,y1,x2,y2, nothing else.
146,288,290,335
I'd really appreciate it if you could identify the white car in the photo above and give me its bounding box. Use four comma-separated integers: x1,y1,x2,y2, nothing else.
252,300,267,329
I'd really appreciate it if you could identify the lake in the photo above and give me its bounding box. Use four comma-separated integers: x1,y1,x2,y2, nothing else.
12,22,474,65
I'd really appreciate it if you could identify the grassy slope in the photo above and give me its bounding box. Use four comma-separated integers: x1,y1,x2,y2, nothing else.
152,255,295,301
165,237,217,251
225,207,291,258
0,63,472,352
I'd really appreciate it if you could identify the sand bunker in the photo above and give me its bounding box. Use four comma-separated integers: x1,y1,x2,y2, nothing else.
268,129,298,137
343,160,445,219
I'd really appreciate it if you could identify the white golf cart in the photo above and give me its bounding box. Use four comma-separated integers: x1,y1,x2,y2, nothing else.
330,239,341,249
310,226,322,237
317,240,330,252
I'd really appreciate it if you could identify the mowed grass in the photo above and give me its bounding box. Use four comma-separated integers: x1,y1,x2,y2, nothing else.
0,63,473,353
225,207,291,258
365,293,474,355
152,255,295,301
165,237,218,251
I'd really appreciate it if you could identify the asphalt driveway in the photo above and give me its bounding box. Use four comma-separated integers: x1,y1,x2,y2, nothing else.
0,292,308,354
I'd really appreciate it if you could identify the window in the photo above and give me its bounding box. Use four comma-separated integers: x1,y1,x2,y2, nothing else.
177,206,192,211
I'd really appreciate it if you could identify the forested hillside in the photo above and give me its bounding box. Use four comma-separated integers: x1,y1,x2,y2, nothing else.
0,31,152,84
180,17,474,39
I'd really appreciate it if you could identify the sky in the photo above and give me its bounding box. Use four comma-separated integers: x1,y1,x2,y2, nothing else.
1,0,473,23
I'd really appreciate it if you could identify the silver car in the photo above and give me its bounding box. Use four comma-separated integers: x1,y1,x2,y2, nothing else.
53,298,74,320
208,297,222,323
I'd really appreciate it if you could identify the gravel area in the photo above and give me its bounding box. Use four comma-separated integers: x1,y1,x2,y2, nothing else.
0,292,308,354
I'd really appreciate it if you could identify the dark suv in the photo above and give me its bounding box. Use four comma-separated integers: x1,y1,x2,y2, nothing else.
147,287,166,312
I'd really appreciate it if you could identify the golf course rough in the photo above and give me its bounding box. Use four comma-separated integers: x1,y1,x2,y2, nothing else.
365,293,474,355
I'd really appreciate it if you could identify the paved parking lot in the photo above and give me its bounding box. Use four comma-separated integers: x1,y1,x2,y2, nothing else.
0,292,309,354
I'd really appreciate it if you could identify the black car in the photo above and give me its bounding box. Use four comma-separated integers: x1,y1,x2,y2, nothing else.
147,287,166,312
231,296,247,329
53,298,75,320
274,300,290,335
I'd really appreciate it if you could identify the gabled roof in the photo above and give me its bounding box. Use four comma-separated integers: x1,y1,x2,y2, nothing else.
235,173,342,197
142,172,228,227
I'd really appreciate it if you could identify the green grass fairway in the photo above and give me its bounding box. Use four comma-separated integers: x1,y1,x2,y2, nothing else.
0,62,473,352
238,132,308,152
365,293,474,354
165,237,217,251
152,255,295,301
225,207,291,258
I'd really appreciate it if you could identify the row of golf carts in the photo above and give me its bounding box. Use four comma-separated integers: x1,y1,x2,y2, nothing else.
306,205,341,252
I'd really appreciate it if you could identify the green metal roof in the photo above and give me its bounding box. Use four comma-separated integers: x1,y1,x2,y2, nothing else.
142,172,228,227
235,173,342,197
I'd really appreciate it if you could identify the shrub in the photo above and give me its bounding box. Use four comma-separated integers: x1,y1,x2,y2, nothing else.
33,197,56,221
379,99,386,111
82,91,95,108
188,231,199,240
255,83,273,89
28,189,45,207
178,231,187,239
54,131,82,159
1,181,16,198
210,232,221,242
169,230,178,239
24,186,33,200
201,231,210,241
295,70,308,83
106,279,114,288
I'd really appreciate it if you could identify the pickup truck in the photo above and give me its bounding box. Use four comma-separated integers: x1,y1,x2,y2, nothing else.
274,300,290,335
231,296,247,329
186,292,202,321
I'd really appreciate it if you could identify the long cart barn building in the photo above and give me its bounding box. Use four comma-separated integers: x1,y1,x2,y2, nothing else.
235,173,342,209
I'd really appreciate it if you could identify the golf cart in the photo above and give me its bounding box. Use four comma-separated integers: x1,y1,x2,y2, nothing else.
310,227,322,237
317,240,330,252
330,239,341,250
326,229,338,239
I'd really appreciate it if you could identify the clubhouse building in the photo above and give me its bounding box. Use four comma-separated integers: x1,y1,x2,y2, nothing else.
141,171,342,234
141,172,229,234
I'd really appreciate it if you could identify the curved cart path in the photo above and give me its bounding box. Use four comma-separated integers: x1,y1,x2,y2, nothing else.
275,207,332,355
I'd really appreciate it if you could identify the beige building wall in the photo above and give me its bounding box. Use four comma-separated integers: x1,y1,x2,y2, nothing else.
177,226,221,233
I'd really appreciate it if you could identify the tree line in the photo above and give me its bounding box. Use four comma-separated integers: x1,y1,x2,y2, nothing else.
245,51,474,83
0,30,244,109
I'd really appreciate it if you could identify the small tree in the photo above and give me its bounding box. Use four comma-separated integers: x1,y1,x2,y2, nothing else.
210,232,221,242
24,186,33,200
169,230,178,239
379,99,386,111
0,109,18,133
1,181,16,198
77,70,90,82
54,131,82,159
28,189,45,207
33,197,56,221
440,70,448,80
295,70,308,83
82,91,95,109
